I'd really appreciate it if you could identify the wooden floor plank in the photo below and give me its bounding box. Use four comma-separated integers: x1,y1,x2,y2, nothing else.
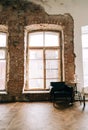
0,102,88,130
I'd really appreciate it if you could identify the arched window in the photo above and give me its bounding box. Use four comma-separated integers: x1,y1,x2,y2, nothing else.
24,31,63,90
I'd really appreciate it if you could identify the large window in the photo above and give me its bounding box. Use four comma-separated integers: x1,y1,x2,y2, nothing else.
25,31,62,90
82,26,88,87
0,32,7,90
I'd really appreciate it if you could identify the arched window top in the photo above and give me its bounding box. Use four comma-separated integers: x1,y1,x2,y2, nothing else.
29,31,60,47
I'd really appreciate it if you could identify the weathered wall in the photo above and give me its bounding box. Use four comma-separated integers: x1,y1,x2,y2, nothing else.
29,0,88,91
0,0,75,99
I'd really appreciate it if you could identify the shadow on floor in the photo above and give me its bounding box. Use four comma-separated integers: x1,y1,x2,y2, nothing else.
53,101,73,110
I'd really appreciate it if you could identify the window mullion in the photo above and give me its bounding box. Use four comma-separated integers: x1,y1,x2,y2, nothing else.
43,48,46,89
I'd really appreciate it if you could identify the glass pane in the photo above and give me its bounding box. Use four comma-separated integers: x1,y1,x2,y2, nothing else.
28,79,44,89
45,32,59,46
46,79,59,89
29,50,43,59
82,26,88,34
46,60,59,69
83,49,88,60
45,50,60,59
83,61,88,87
83,50,88,87
0,33,7,47
46,69,59,78
29,32,43,47
82,34,88,48
29,60,43,78
0,50,5,59
0,60,6,90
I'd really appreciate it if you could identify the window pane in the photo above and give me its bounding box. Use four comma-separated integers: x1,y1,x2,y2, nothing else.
83,49,88,86
83,60,88,86
0,50,5,59
46,79,59,89
45,50,60,59
46,60,59,69
29,50,43,59
46,70,59,78
29,79,44,89
82,26,88,34
82,34,88,47
83,49,88,60
29,32,43,47
29,60,43,78
0,33,7,47
0,60,6,90
45,32,59,46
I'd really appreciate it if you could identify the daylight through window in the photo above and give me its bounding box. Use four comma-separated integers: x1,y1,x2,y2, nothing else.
0,32,7,90
25,31,62,90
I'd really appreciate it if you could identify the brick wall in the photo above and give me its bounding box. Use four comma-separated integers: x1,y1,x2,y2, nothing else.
0,0,75,99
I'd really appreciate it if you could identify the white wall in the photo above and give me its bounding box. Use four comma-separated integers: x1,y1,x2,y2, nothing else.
28,0,88,90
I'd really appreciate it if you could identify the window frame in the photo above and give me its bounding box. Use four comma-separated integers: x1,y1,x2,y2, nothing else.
82,30,88,87
0,32,8,91
25,30,63,91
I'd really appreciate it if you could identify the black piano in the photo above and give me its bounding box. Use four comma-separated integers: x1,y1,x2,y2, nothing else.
50,82,74,104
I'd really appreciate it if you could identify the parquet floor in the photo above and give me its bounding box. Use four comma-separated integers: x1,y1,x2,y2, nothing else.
0,102,88,130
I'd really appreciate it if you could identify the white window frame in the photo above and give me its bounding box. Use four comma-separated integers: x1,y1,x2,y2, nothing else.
82,26,88,88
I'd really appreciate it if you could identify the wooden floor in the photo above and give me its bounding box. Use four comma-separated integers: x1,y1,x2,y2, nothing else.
0,101,88,130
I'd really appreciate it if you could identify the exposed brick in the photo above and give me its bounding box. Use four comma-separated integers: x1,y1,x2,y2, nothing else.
0,0,75,99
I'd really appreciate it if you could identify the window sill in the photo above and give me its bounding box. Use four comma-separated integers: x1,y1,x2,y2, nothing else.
0,91,7,94
23,90,50,94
